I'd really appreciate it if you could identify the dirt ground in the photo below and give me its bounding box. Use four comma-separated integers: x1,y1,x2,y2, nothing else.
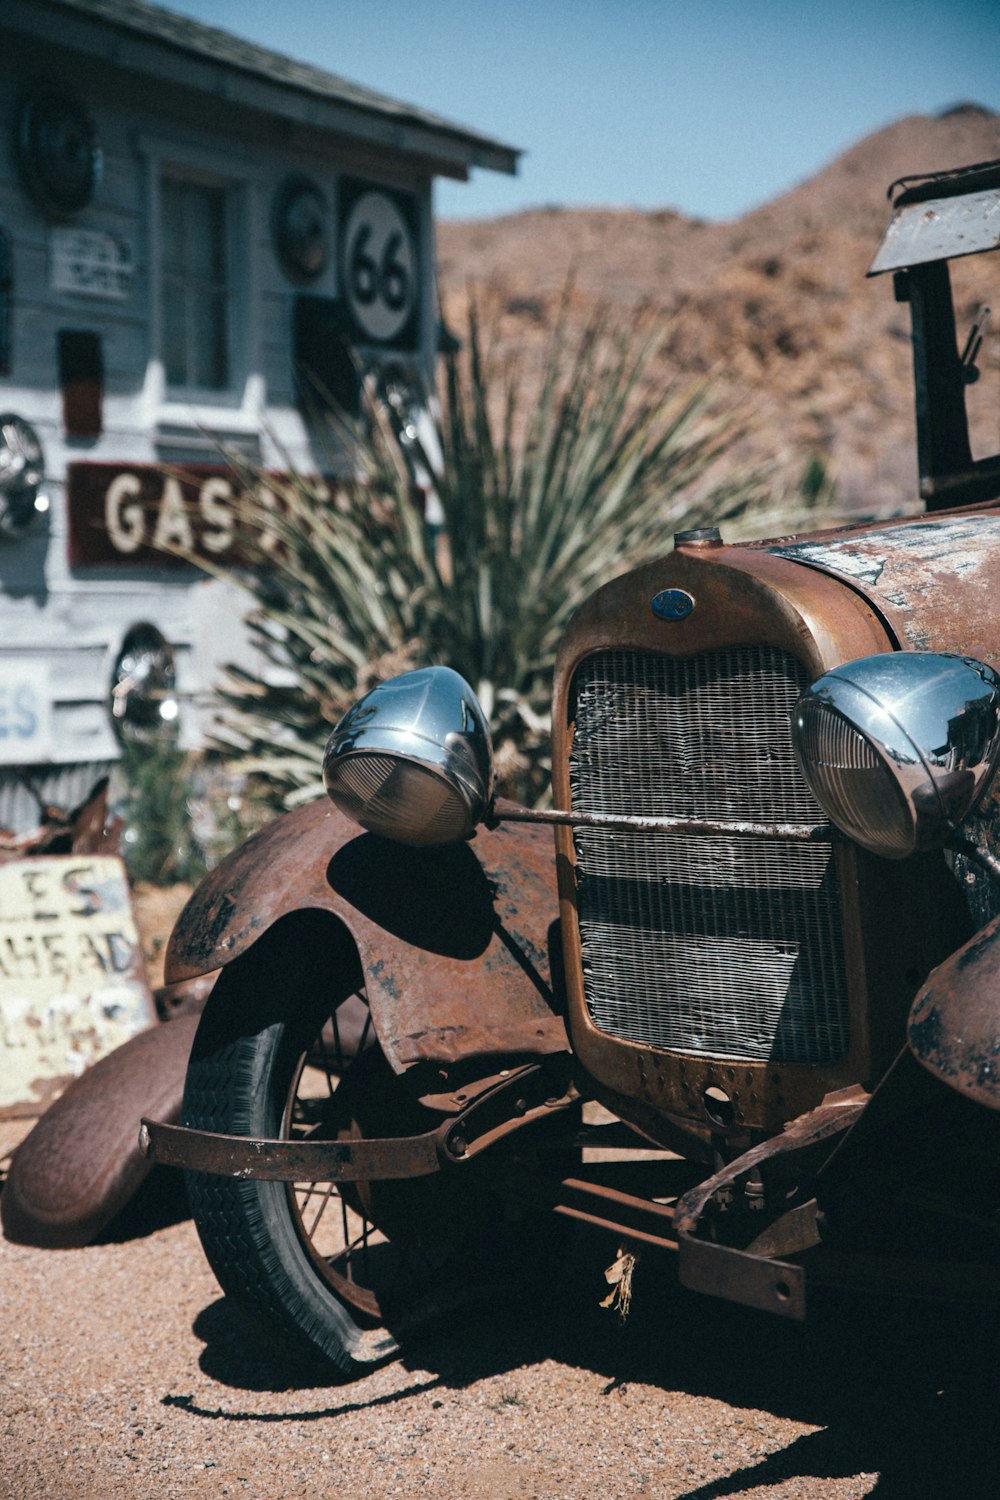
2,889,996,1499
2,1131,998,1500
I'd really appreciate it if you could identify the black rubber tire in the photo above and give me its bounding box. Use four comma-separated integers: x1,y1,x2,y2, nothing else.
182,913,564,1377
182,916,412,1376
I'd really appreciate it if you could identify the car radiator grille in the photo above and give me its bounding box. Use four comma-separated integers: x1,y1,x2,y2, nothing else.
569,646,849,1065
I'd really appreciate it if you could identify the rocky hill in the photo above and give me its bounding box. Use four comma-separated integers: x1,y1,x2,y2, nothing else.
436,105,1000,520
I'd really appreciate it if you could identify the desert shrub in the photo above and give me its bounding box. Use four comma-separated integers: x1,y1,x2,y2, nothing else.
197,298,832,807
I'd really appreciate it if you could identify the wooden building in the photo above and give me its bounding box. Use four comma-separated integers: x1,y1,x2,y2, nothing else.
0,0,517,829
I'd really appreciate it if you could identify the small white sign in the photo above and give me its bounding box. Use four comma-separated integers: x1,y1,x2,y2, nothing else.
0,855,155,1111
341,189,417,343
51,227,132,301
0,664,53,765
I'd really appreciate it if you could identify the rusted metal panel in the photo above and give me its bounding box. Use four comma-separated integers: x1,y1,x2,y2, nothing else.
869,188,1000,275
140,1115,442,1182
908,908,1000,1109
0,854,156,1115
165,798,567,1077
768,512,1000,662
678,1238,807,1319
142,1056,578,1179
675,1087,868,1318
0,774,121,866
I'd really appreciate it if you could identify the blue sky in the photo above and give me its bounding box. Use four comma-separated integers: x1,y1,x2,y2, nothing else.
167,0,1000,222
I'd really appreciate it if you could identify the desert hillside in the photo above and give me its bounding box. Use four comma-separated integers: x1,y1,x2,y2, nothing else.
437,105,1000,519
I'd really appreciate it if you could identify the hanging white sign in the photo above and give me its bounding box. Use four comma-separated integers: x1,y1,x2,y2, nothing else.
51,228,133,301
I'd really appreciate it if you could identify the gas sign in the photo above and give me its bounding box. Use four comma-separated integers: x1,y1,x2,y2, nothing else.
66,462,269,569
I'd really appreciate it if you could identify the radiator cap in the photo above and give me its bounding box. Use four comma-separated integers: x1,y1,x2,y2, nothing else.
674,526,722,548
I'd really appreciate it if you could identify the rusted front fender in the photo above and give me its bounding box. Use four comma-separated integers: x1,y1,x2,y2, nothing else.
165,799,567,1077
908,909,1000,1109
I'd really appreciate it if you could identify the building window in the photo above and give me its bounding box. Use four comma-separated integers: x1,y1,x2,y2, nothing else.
161,176,229,391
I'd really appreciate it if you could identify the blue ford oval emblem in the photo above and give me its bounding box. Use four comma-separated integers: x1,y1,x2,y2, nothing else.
651,588,694,621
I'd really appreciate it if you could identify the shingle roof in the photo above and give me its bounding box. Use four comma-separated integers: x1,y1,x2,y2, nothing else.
28,0,520,175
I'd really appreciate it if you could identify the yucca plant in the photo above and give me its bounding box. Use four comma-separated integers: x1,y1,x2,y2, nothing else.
201,295,830,807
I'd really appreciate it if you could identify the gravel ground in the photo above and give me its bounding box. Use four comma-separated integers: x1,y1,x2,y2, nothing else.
2,1115,998,1500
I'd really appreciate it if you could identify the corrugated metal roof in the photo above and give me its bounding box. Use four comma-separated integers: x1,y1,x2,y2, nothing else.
20,0,520,175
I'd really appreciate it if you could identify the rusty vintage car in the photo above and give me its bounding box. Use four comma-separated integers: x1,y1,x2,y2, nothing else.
143,158,1000,1375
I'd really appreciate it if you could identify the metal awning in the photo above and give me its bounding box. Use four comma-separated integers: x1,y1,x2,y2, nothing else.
868,159,1000,276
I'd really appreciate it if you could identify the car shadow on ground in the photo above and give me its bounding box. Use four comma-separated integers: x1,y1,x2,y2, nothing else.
185,1225,999,1497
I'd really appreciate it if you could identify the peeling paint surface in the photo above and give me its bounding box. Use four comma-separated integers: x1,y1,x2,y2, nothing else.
770,513,1000,660
869,187,1000,274
0,856,155,1111
771,540,888,587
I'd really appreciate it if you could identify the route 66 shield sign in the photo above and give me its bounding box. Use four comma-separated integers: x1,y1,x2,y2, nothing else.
339,179,420,348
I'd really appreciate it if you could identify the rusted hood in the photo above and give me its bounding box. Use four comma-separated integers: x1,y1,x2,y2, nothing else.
767,509,1000,663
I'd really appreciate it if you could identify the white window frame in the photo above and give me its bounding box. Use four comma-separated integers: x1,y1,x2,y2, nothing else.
160,170,232,394
138,135,264,431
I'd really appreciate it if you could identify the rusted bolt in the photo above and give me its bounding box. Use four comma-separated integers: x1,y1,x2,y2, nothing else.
448,1132,467,1157
514,1097,528,1115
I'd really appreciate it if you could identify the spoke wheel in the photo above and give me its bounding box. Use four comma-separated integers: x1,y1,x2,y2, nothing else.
283,1030,470,1331
182,914,566,1376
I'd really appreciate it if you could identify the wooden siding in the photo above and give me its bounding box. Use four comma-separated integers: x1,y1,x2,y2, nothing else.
0,17,439,822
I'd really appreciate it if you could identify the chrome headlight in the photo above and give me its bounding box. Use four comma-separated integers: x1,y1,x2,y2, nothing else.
0,414,45,540
110,622,179,740
793,652,1000,858
323,666,493,846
